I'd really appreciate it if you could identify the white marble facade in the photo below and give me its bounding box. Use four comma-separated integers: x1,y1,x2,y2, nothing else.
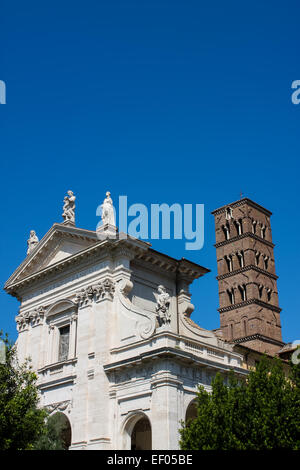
5,207,247,450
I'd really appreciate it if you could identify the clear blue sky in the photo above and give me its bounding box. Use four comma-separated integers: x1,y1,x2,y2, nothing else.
1,1,299,343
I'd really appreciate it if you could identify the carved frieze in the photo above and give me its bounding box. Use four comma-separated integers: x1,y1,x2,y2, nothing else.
46,399,72,414
74,278,115,307
16,306,46,331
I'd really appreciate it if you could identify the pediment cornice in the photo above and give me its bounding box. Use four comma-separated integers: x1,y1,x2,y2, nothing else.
4,234,149,298
4,223,99,290
4,224,210,299
134,249,210,281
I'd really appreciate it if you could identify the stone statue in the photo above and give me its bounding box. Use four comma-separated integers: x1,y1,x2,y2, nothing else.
101,191,115,226
62,190,76,224
27,230,39,255
156,285,171,324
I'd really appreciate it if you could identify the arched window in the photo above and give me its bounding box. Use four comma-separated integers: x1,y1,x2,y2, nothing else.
237,250,244,268
261,224,266,239
263,255,269,270
238,284,247,301
227,288,235,305
222,223,230,240
255,251,260,266
235,219,243,236
225,206,233,220
229,322,234,340
258,284,264,299
266,288,272,302
252,219,257,234
224,254,233,272
242,318,248,336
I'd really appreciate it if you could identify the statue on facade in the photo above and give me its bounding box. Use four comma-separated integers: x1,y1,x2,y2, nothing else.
156,285,171,324
27,230,39,255
101,191,115,226
62,190,76,224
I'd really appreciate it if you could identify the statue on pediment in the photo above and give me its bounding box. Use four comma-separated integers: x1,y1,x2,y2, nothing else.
62,190,76,224
101,191,115,226
27,230,39,255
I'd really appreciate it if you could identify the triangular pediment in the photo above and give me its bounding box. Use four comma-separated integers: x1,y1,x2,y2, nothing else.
5,223,99,288
46,240,89,266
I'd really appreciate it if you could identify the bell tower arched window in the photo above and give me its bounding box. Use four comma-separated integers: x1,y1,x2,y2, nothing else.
237,250,244,268
222,223,230,241
235,219,243,236
227,288,235,305
224,254,233,272
266,288,272,302
238,284,247,301
263,255,269,270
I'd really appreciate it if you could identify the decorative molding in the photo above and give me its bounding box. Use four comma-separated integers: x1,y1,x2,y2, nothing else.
217,264,278,281
104,346,248,377
5,236,116,297
212,198,272,217
5,224,99,288
218,298,282,314
16,306,46,331
23,263,106,303
215,232,275,249
233,333,284,347
74,278,115,307
46,399,72,414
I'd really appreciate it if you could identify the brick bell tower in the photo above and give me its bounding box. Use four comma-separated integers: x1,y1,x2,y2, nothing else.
212,198,284,355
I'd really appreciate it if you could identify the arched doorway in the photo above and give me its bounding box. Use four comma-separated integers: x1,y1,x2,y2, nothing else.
122,413,152,450
50,412,72,449
185,400,197,425
131,416,151,450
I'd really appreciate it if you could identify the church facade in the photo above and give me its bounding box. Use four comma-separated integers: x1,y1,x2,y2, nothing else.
4,194,286,450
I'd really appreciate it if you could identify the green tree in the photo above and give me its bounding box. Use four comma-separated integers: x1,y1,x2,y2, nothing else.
0,331,47,450
180,356,300,450
33,413,69,450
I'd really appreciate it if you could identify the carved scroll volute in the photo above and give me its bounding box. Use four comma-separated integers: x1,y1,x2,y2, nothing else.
177,291,194,318
176,275,194,318
178,298,195,317
117,278,156,340
118,278,133,297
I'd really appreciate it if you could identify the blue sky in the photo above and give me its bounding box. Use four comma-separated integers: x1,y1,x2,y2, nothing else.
1,0,299,343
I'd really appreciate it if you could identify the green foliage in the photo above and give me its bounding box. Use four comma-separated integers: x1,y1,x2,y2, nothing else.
180,356,300,450
0,331,48,450
33,413,69,450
